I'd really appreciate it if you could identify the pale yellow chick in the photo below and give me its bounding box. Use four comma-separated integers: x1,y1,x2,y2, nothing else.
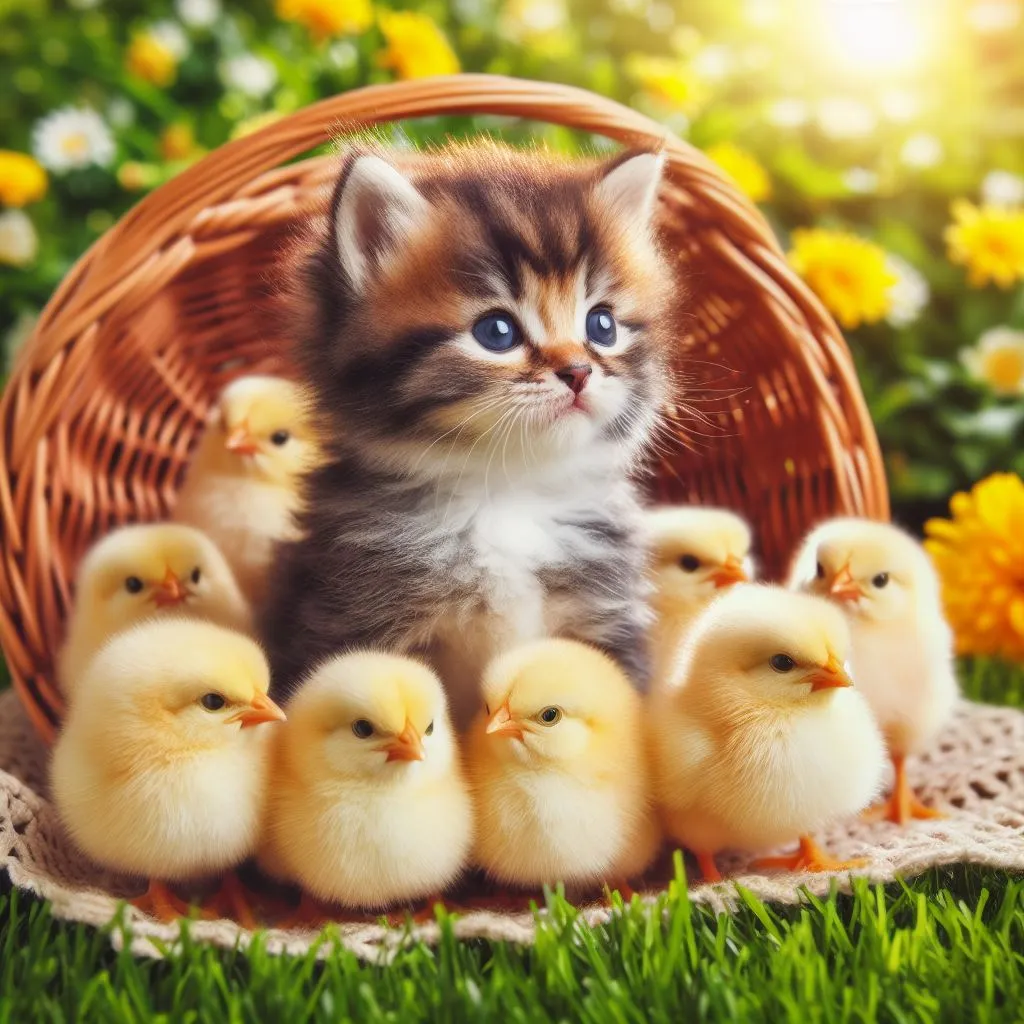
260,652,473,910
644,506,753,687
174,375,320,608
465,638,660,893
58,523,251,698
789,517,958,824
649,585,886,882
51,618,285,919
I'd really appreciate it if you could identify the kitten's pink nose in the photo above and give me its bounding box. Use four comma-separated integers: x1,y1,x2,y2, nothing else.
555,363,592,395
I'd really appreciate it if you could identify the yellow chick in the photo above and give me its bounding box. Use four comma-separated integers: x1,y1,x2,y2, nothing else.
58,523,252,697
260,652,473,911
51,618,286,920
644,506,753,686
649,585,886,882
789,517,959,824
174,375,319,608
465,639,660,894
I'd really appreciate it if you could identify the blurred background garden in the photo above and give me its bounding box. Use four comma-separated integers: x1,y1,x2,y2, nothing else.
2,0,1024,662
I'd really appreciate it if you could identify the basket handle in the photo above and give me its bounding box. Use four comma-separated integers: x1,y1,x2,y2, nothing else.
91,74,774,292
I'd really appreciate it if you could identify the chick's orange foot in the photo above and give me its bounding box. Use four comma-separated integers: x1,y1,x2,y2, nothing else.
752,835,866,874
206,872,260,928
132,880,214,922
863,755,945,825
693,851,723,883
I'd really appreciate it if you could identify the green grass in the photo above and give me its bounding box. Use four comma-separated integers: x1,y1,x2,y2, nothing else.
1,657,1023,1022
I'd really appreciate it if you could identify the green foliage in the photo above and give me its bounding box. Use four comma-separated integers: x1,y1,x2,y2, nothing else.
3,1,1024,502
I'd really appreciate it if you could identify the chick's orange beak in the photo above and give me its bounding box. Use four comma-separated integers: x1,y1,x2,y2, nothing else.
228,692,287,728
153,567,187,607
711,554,748,589
808,653,854,693
384,720,425,763
225,421,260,456
485,700,524,741
828,564,863,603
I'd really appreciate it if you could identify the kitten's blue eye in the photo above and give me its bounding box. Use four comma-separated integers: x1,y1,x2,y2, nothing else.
586,307,617,347
472,313,521,352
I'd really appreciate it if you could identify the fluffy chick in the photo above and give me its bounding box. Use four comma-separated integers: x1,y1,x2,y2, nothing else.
650,585,886,881
51,618,285,919
174,376,320,608
260,652,473,911
644,506,753,686
466,639,660,893
790,517,958,824
58,523,251,698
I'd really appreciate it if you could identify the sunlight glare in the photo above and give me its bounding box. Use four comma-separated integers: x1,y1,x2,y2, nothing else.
819,0,935,75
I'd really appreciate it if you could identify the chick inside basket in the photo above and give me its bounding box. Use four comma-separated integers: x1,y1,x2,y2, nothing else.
46,140,955,928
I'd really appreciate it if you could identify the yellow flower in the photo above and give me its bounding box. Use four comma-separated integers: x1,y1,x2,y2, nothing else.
117,161,160,192
126,34,178,87
704,141,771,203
378,11,460,80
159,123,200,162
961,326,1024,396
625,54,706,113
925,473,1024,661
945,199,1024,289
788,228,896,329
275,0,373,39
0,151,47,207
499,0,572,60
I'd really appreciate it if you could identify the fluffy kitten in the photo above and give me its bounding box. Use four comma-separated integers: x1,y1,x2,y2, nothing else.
261,141,675,727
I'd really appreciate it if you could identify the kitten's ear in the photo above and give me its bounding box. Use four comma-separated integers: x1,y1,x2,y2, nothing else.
595,150,665,228
331,154,431,290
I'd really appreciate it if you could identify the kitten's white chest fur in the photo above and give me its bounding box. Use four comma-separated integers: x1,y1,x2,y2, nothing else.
428,466,633,728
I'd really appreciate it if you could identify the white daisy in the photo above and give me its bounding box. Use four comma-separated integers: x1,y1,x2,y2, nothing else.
766,97,810,129
885,255,929,329
981,170,1024,208
149,20,190,61
0,210,39,268
967,0,1021,33
220,54,277,99
816,97,877,140
961,327,1024,396
176,0,221,28
843,168,880,194
32,107,115,173
900,133,943,169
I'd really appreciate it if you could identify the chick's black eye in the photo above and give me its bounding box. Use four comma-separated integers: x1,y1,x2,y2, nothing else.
425,720,434,736
585,307,616,347
191,567,201,585
352,719,375,739
816,562,825,579
872,572,890,589
270,430,290,446
125,576,144,594
680,554,701,573
472,313,521,352
538,706,562,725
769,654,796,673
200,693,226,711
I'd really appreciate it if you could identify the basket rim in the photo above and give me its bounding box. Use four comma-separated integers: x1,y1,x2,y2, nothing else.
0,73,889,745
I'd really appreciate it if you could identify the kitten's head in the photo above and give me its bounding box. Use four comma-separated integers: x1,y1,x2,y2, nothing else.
295,142,675,479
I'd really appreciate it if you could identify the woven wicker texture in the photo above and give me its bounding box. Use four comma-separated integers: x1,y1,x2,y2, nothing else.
3,689,1023,960
0,75,887,745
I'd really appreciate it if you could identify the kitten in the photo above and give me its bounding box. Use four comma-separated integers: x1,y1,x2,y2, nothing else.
261,141,676,727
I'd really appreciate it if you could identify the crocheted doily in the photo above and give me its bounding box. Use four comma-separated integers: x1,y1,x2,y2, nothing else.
2,690,1023,960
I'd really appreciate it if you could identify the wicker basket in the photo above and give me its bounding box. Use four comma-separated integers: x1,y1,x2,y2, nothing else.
0,75,887,744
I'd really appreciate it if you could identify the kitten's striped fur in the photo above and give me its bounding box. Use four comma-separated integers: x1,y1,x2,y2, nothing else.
261,141,676,726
